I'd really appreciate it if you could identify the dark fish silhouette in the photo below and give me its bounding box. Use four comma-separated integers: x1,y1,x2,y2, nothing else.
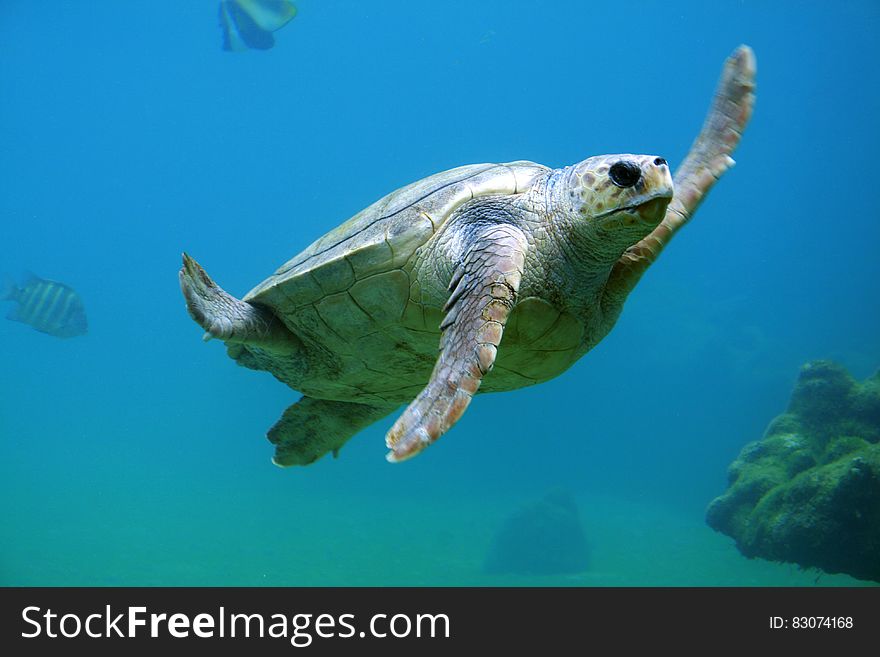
1,274,88,338
219,0,297,51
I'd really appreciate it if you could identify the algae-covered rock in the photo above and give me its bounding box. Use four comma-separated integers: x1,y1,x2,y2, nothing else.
484,489,590,576
707,361,880,582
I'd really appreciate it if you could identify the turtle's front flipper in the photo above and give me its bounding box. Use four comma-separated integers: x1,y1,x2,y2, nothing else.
605,45,756,302
671,45,756,220
385,223,528,462
179,253,297,351
269,397,396,466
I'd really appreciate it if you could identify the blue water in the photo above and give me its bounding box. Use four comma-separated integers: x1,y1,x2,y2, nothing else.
1,0,878,586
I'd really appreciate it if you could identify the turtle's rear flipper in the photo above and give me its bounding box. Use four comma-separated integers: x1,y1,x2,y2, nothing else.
179,253,297,351
269,397,396,466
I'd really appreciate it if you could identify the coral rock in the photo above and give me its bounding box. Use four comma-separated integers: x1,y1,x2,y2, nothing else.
707,361,880,582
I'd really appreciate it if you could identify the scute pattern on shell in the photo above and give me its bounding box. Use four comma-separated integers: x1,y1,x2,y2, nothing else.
245,162,548,303
231,161,548,403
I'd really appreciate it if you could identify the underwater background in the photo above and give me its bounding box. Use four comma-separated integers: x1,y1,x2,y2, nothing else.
1,0,878,586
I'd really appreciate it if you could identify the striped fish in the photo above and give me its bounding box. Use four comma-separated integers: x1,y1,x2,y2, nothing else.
1,274,88,338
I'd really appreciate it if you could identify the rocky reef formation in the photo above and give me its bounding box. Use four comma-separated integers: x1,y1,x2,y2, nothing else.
707,360,880,582
484,488,590,576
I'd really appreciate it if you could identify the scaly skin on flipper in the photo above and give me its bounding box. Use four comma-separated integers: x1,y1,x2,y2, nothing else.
604,45,756,305
179,253,301,352
385,223,528,462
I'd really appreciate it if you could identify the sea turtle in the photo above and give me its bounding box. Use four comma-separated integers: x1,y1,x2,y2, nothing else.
180,46,755,466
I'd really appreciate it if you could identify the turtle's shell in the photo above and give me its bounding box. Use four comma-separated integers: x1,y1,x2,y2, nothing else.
244,161,548,329
235,160,549,402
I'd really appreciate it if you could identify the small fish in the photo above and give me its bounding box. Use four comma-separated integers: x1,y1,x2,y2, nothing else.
1,274,88,338
219,0,297,52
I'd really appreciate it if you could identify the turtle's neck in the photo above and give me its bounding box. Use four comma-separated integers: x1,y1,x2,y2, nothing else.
516,169,636,314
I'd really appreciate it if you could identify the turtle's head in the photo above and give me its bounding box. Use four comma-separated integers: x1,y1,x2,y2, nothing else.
561,154,673,246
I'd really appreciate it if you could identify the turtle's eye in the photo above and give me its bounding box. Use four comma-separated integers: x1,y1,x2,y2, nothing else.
609,161,641,188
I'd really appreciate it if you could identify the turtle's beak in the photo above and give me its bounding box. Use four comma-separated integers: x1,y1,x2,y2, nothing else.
633,194,672,224
595,187,673,228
